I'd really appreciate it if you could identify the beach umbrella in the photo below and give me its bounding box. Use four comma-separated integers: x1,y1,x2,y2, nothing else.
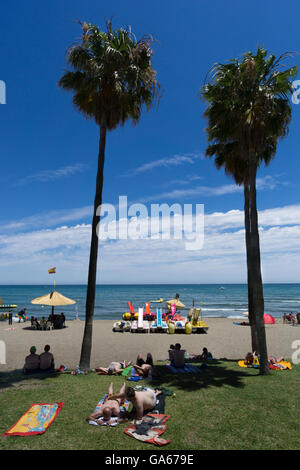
242,311,275,324
263,313,275,324
31,290,76,314
166,298,186,309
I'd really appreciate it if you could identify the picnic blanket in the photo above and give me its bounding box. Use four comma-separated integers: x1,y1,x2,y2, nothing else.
88,394,130,427
125,414,171,446
3,402,64,436
166,363,207,374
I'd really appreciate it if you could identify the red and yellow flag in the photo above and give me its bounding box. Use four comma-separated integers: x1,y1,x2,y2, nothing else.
48,267,56,274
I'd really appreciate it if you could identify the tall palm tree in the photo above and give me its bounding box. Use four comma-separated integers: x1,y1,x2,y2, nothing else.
59,20,160,370
200,48,297,374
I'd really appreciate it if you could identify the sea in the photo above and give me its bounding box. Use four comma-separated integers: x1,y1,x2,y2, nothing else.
0,284,300,321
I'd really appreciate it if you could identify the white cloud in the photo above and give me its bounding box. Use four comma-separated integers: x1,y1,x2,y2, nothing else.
14,163,88,187
0,203,300,283
123,152,203,177
138,175,284,203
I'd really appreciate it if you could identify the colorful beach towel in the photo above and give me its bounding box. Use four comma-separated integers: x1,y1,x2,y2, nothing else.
125,414,171,446
3,402,64,436
238,360,259,368
238,360,292,370
269,361,292,370
165,363,206,374
88,394,130,427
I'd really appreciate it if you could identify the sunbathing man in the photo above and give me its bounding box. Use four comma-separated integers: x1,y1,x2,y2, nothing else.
109,385,162,422
133,353,153,377
86,382,129,425
97,360,132,375
125,386,162,422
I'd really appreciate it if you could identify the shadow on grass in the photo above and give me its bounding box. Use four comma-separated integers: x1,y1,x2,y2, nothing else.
0,369,61,391
151,360,258,392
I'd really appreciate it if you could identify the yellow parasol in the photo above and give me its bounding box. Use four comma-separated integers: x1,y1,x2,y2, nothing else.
31,290,76,314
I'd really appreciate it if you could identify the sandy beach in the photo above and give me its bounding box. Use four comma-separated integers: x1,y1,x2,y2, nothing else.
1,318,299,372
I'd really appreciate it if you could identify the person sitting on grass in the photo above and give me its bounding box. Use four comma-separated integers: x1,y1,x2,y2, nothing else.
170,343,186,368
23,346,40,373
97,360,132,375
244,352,255,366
39,344,55,371
168,345,175,362
199,347,213,362
86,382,129,425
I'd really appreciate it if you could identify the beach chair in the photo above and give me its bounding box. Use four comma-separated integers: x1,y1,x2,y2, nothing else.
131,307,149,333
32,319,41,330
150,308,168,333
44,320,53,331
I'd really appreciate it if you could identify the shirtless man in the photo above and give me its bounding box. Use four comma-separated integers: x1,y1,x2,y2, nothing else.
124,386,162,422
97,360,131,375
86,382,129,425
133,353,153,377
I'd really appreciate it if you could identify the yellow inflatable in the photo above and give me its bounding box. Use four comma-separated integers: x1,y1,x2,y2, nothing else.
168,322,175,334
123,312,131,320
185,322,192,334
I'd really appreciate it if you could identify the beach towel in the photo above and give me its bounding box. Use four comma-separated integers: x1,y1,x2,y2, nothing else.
3,402,64,436
124,414,171,446
238,360,292,370
121,366,132,376
238,360,259,368
165,363,206,374
88,394,130,427
269,361,292,370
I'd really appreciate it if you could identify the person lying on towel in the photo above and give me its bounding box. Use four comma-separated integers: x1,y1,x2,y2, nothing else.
125,386,162,423
107,385,162,422
86,382,129,426
97,360,132,375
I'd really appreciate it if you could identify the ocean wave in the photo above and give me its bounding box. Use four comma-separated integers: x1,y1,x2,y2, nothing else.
201,308,246,312
228,315,246,319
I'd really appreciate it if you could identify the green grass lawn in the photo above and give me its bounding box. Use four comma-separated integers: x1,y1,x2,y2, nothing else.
0,360,299,450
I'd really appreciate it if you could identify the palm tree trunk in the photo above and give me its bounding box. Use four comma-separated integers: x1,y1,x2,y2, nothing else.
79,125,107,371
248,154,269,375
244,183,258,352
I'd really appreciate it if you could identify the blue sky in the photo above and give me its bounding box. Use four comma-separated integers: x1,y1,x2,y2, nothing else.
1,0,300,284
